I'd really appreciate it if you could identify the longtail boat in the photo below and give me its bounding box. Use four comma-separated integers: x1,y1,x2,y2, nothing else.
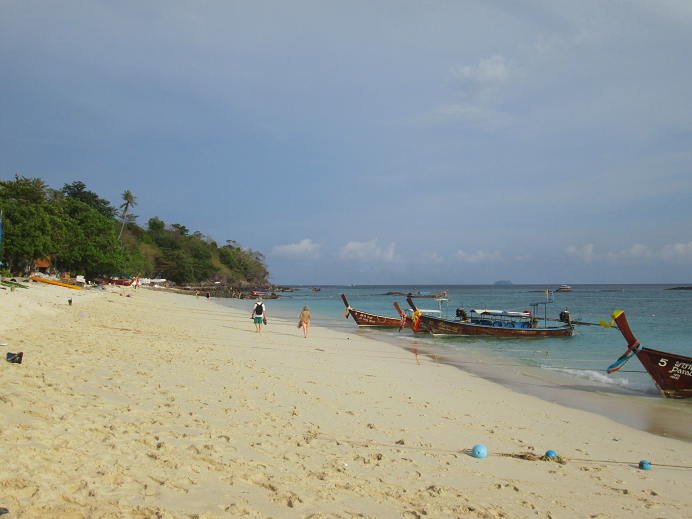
407,290,447,298
31,276,82,290
407,297,574,338
341,294,422,332
603,310,692,398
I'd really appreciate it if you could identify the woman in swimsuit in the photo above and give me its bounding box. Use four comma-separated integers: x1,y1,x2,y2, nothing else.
299,305,311,338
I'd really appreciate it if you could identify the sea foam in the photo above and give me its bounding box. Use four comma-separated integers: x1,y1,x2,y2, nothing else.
542,366,659,395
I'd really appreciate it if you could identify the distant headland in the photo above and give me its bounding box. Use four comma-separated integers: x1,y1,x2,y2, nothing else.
493,280,513,285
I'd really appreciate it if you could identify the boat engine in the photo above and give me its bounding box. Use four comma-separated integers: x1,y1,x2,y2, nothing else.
456,307,468,320
559,309,571,323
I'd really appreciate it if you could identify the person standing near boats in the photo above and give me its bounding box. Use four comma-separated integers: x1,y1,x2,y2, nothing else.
252,298,266,333
298,305,311,338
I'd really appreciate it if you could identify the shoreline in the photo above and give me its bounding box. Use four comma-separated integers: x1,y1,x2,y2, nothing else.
215,296,692,444
3,284,692,517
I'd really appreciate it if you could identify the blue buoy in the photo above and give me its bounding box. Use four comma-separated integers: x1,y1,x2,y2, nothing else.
471,444,487,459
639,460,651,470
545,450,557,458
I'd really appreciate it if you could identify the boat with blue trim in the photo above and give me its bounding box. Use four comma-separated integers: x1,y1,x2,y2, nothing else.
406,296,574,337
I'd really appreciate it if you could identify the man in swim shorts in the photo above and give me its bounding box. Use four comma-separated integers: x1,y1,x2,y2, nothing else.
252,298,266,333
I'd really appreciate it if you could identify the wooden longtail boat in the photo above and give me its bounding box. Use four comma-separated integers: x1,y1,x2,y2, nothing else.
407,297,574,338
407,290,447,298
341,294,422,331
608,311,692,398
31,276,82,290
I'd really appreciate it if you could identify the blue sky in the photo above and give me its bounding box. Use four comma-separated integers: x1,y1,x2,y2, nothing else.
2,1,691,284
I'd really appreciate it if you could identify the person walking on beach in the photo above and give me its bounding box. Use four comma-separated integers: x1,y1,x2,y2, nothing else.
206,292,210,300
299,305,311,338
196,290,200,299
252,298,266,333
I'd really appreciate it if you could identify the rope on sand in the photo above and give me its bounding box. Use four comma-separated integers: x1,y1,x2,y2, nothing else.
303,431,692,470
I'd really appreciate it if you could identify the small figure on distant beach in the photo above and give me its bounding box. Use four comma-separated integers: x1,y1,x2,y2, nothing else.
206,292,210,300
253,298,266,333
196,290,200,299
299,305,311,338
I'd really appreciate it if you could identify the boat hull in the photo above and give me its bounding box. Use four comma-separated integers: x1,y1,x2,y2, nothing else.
418,315,574,337
347,308,403,327
636,348,692,398
31,276,82,290
341,295,422,331
612,312,692,398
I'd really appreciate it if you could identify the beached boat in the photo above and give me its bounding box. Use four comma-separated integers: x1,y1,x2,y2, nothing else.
393,301,438,333
31,276,82,290
341,294,422,332
407,290,447,298
556,285,572,292
407,297,574,337
604,310,692,398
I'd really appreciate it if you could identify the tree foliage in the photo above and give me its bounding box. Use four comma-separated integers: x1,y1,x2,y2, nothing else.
0,176,270,284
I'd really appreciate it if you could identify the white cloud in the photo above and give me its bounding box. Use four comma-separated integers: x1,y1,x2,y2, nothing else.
657,242,692,263
271,239,322,260
338,239,400,263
420,252,445,264
451,55,509,85
565,244,596,263
566,242,692,265
455,249,503,263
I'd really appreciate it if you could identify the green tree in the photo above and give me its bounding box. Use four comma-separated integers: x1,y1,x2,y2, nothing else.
189,240,218,281
46,188,65,204
62,181,116,219
147,216,165,233
117,190,138,240
0,200,51,272
0,175,47,205
164,249,195,284
171,223,189,236
54,199,127,277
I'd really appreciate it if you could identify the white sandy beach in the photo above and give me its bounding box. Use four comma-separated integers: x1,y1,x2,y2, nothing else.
2,282,692,518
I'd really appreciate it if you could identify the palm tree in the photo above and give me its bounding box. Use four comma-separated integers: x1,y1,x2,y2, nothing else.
118,190,138,240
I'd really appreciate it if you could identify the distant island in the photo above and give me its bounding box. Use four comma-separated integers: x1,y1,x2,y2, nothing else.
493,280,513,285
665,286,692,290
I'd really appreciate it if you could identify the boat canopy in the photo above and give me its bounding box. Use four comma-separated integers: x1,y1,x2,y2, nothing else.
472,310,531,318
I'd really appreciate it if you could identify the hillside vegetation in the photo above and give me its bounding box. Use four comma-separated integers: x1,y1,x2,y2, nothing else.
0,176,269,285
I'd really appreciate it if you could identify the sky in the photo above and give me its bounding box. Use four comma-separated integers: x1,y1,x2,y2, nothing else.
1,1,691,284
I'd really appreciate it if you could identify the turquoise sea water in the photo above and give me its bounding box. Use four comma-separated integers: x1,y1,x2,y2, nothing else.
217,284,692,440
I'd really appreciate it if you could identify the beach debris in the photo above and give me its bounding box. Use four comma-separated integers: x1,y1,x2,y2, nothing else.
639,460,651,470
545,449,557,458
6,352,23,364
471,445,487,459
500,451,568,465
0,507,9,515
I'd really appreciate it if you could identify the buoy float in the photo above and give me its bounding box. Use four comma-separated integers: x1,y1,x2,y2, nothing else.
639,460,651,470
471,445,487,459
545,450,557,458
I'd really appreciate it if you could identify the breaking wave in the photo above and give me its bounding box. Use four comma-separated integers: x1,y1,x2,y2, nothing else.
542,366,659,395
